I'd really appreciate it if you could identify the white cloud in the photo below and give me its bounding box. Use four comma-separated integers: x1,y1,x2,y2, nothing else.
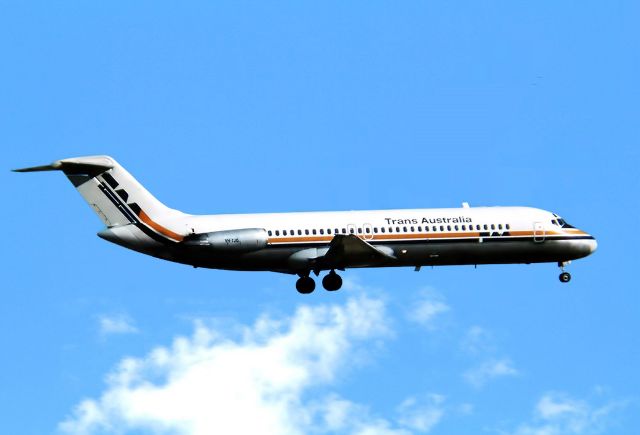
407,289,450,328
537,393,588,420
312,395,412,435
98,314,138,336
60,295,441,435
463,358,518,388
396,394,446,433
508,391,628,435
460,325,494,355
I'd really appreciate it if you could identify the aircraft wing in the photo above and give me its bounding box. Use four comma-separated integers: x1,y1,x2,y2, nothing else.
311,234,396,269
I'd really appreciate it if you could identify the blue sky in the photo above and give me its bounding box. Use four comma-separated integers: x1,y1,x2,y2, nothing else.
1,1,638,433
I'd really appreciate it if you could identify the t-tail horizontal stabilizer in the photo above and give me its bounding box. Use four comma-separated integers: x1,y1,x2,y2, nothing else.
12,156,114,175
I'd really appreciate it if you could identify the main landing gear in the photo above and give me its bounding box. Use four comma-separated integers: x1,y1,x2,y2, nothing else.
295,276,315,294
295,270,343,294
558,261,572,283
322,270,342,292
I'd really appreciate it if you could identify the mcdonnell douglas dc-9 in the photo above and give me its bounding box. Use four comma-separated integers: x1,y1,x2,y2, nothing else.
14,156,597,293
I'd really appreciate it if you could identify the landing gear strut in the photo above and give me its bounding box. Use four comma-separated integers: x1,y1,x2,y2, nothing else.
296,275,316,294
322,270,343,291
558,261,571,283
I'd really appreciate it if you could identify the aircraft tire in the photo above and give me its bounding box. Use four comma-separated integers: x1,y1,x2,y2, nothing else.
296,277,315,294
322,271,342,291
559,272,571,283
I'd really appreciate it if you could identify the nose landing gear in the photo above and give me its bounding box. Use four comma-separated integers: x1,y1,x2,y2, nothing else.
322,270,343,291
558,261,572,283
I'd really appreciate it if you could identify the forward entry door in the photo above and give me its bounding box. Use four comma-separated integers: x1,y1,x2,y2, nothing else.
363,223,374,240
533,222,545,243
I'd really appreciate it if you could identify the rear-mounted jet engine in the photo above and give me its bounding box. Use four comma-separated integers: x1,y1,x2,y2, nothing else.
182,228,268,252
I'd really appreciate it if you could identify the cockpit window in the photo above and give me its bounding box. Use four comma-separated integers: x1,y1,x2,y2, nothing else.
551,218,575,228
557,218,574,228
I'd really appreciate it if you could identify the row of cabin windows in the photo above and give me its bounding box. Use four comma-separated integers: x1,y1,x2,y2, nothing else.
267,223,511,237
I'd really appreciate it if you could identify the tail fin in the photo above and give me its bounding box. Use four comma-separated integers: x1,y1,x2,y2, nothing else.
14,155,185,242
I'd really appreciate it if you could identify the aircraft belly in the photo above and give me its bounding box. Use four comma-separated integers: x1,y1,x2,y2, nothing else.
381,239,588,266
177,247,301,272
169,238,592,272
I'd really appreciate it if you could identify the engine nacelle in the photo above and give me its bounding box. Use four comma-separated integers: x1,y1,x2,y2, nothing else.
182,228,268,252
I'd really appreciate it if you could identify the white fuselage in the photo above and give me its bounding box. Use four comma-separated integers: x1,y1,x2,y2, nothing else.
102,205,596,274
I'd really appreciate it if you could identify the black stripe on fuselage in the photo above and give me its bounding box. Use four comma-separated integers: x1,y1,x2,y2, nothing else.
102,172,119,189
97,180,172,245
97,182,138,224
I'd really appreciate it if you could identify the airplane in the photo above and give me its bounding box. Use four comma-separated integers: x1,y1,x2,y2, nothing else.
14,155,597,293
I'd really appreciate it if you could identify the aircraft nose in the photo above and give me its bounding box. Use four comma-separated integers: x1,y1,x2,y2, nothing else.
587,237,598,254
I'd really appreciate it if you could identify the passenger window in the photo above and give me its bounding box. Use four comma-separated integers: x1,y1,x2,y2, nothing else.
268,230,272,236
440,226,444,231
311,229,316,235
357,227,362,234
403,226,407,232
476,224,480,231
410,226,415,232
447,225,451,231
454,225,459,231
365,227,370,234
483,224,488,230
491,224,495,230
334,228,339,234
320,229,324,235
305,229,309,235
298,229,302,235
417,226,422,232
389,227,393,233
432,226,437,231
381,227,386,233
373,227,378,233
350,228,355,234
342,228,346,234
506,224,510,230
275,230,280,236
498,224,503,230
462,225,466,231
396,226,401,233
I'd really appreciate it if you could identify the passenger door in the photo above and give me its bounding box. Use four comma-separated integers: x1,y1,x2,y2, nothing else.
533,222,545,243
363,223,374,240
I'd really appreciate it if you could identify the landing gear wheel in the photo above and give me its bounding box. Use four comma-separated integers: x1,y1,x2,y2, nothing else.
559,272,571,283
296,276,316,294
322,271,343,291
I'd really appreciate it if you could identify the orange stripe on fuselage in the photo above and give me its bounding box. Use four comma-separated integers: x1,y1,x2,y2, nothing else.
138,210,184,242
267,229,588,245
